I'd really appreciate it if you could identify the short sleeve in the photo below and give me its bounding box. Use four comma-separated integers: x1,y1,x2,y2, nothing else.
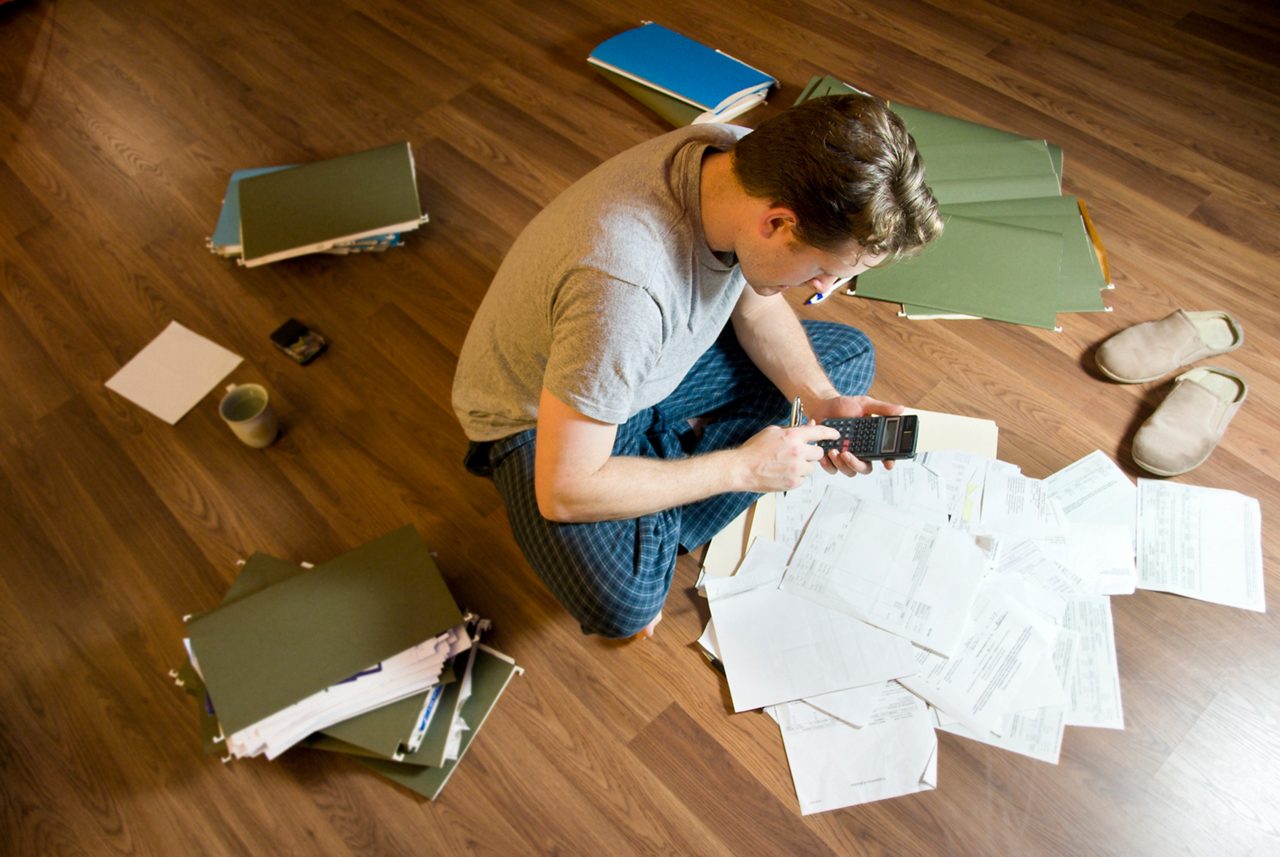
543,269,663,424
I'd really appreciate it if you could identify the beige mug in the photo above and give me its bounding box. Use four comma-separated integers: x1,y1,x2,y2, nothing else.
218,383,279,448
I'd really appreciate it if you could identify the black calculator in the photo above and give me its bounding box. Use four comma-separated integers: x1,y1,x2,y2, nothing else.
815,414,919,460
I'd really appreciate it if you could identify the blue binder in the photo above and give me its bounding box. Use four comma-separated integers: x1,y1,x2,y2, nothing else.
588,22,775,123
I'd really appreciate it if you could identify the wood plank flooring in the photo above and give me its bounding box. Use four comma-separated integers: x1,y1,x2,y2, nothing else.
2,1,1277,854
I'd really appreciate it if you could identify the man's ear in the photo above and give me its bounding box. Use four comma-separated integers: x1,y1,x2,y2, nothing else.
759,206,799,239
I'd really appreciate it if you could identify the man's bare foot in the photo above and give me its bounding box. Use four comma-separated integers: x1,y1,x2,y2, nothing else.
632,610,663,641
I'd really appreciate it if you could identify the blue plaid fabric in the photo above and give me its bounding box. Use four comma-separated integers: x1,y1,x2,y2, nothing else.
488,320,875,637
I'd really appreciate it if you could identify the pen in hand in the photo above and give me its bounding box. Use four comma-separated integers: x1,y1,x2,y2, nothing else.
804,275,855,305
784,396,804,496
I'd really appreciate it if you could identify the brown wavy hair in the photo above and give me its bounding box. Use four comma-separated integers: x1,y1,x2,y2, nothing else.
731,94,942,259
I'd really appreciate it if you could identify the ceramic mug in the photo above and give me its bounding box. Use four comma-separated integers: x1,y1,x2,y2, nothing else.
218,383,279,448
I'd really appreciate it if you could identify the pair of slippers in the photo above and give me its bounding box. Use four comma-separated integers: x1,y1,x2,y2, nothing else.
1095,310,1246,476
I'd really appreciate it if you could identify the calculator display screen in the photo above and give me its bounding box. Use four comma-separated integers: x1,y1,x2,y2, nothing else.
880,417,900,453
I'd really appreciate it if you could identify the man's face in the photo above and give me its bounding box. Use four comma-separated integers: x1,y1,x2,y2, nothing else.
740,234,887,299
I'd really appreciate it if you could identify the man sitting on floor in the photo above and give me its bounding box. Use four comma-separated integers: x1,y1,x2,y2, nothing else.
452,94,942,640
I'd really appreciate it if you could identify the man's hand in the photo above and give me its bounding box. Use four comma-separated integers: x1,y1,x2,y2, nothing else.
805,395,906,477
734,423,839,493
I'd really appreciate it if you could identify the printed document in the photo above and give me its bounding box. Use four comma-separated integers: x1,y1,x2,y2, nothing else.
1065,524,1137,595
1136,480,1265,612
979,471,1067,539
899,584,1059,734
1044,449,1138,533
1045,451,1139,594
774,462,947,551
702,619,881,728
704,540,917,712
780,490,987,656
996,539,1090,596
918,451,1001,530
776,681,936,814
936,630,1077,764
802,683,883,728
1061,596,1124,729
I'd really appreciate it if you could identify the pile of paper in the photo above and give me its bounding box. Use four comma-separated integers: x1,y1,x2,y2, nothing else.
699,449,1263,815
797,75,1112,330
171,525,523,801
205,141,429,267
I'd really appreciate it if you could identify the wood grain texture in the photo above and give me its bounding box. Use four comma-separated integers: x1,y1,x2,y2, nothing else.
1,0,1277,854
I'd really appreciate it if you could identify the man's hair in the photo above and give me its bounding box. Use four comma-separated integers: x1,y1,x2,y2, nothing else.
731,94,942,259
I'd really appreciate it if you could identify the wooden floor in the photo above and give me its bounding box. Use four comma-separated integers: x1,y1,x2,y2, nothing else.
2,0,1277,854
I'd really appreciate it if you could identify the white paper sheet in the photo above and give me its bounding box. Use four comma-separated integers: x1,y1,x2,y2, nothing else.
1044,450,1137,534
802,683,882,728
819,461,949,519
996,539,1089,596
704,540,917,712
774,462,949,551
1006,644,1069,712
225,632,462,759
105,321,243,424
775,471,824,550
780,491,987,656
899,585,1059,735
918,451,1007,531
710,619,880,727
980,471,1067,539
936,629,1075,764
1136,480,1265,612
692,444,1280,812
778,681,937,814
1061,595,1124,729
1065,524,1137,595
984,573,1069,628
696,620,721,661
777,408,997,543
940,703,1066,765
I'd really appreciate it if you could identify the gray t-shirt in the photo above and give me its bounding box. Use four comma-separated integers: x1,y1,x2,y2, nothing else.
452,124,748,441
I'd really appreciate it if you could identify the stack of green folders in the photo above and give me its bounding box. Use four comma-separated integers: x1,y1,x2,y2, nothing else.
171,525,522,801
205,141,429,268
798,76,1112,330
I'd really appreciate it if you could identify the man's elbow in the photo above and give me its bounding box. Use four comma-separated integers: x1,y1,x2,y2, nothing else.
534,479,591,523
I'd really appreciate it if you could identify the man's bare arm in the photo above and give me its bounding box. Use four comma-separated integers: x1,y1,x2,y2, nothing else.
731,287,841,409
731,288,905,475
533,387,835,523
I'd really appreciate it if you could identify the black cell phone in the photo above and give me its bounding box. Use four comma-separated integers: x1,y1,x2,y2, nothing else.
270,318,327,365
816,415,919,460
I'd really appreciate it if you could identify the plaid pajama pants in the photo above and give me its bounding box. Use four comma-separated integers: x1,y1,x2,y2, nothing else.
480,320,876,638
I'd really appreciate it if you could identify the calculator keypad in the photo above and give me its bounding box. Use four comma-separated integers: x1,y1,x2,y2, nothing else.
815,417,879,456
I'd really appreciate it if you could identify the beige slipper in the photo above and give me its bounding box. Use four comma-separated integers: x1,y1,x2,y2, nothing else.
1096,310,1243,383
1132,367,1247,476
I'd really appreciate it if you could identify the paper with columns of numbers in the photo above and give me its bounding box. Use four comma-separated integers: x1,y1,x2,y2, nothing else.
1136,479,1264,613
